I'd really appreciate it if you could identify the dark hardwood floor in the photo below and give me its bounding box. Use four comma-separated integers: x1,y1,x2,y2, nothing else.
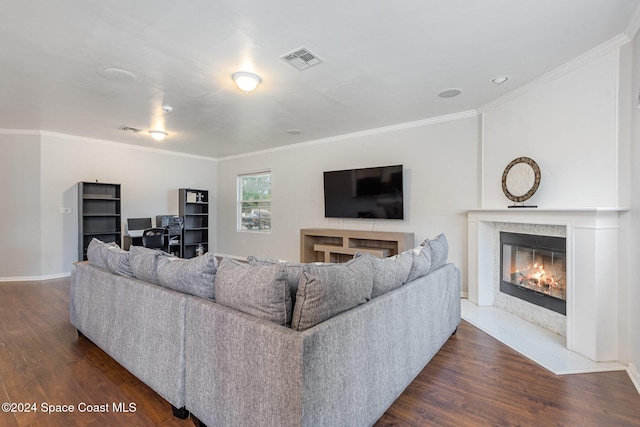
1,278,639,427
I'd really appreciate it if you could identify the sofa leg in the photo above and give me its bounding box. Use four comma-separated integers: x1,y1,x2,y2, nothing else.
171,405,189,419
76,329,84,337
190,414,208,427
452,327,458,336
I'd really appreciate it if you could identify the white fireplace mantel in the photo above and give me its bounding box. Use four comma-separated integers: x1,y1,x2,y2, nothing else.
467,207,627,362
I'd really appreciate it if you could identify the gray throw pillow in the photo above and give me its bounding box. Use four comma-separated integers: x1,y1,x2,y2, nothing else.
157,252,217,299
247,256,303,304
356,250,413,298
86,238,118,270
421,233,449,271
215,258,292,326
406,245,432,282
104,246,134,277
291,254,374,332
129,245,169,285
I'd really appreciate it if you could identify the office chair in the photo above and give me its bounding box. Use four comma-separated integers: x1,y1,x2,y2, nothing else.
142,228,166,250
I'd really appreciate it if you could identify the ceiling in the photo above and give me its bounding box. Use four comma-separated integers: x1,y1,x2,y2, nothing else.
1,0,639,158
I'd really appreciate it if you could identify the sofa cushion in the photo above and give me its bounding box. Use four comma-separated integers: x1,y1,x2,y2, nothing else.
291,254,374,332
86,238,118,270
421,233,449,271
157,252,217,299
246,256,303,304
104,246,135,277
215,258,292,326
406,245,432,283
129,245,169,285
356,250,413,298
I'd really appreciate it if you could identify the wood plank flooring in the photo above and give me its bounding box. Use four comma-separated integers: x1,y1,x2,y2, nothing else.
1,277,639,426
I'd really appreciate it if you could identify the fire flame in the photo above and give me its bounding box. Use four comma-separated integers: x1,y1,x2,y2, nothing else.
517,262,559,288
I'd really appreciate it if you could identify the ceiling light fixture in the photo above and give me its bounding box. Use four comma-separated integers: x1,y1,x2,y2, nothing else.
149,130,168,141
232,72,261,92
492,76,509,85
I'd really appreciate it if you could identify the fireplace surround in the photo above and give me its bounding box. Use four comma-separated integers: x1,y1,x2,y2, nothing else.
500,231,566,315
468,208,625,363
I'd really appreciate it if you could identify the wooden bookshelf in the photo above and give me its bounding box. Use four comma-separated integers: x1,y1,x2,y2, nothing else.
300,228,414,263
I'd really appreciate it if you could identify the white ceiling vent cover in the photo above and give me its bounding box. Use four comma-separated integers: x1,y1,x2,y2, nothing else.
281,47,323,70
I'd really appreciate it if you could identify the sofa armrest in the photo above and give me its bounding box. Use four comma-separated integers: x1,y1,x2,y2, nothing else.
295,263,461,426
71,263,188,408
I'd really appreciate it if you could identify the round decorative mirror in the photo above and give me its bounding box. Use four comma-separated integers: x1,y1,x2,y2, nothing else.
501,157,540,206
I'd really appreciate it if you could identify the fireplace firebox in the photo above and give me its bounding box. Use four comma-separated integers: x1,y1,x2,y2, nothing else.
500,232,566,315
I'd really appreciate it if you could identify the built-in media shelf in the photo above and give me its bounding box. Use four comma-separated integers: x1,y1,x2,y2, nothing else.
300,228,414,263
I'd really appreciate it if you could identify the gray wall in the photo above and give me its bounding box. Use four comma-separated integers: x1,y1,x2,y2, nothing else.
0,133,41,278
0,132,217,279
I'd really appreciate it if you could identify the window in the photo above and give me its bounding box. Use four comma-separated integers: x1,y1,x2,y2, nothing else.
238,171,272,232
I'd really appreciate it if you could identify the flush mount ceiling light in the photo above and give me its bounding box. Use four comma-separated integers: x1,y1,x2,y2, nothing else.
149,130,168,141
232,72,261,92
438,88,462,98
492,76,509,85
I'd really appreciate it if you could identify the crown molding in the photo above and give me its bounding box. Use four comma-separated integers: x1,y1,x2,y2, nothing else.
0,129,42,136
218,110,478,161
477,33,631,115
0,129,217,162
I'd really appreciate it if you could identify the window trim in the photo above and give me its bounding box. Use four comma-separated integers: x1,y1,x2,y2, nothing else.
237,170,272,233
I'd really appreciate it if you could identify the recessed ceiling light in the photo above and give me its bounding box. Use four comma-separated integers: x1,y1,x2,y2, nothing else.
438,88,462,98
492,76,509,85
149,130,168,141
286,129,302,135
100,67,139,83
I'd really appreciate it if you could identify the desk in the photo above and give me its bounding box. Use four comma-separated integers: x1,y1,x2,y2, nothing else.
123,234,143,250
123,230,182,257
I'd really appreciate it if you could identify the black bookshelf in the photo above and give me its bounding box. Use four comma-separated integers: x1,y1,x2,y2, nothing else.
78,182,121,261
179,188,209,258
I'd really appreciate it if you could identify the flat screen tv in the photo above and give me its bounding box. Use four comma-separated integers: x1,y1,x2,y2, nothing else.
324,164,404,220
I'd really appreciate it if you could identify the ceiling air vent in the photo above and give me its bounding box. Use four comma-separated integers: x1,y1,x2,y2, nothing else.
119,126,142,133
281,47,323,70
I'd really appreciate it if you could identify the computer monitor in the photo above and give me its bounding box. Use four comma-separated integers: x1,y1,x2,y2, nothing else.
127,217,152,231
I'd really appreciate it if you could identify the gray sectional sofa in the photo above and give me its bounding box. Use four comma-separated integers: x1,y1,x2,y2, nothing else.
70,235,461,427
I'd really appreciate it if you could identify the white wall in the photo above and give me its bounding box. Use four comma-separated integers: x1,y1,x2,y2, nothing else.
628,32,640,389
0,133,42,278
481,42,635,371
0,131,217,279
216,114,479,294
482,49,622,208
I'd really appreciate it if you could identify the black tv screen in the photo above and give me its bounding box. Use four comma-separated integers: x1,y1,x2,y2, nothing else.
324,165,404,220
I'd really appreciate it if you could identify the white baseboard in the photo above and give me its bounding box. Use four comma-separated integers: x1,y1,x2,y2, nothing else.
0,272,71,282
628,363,640,395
